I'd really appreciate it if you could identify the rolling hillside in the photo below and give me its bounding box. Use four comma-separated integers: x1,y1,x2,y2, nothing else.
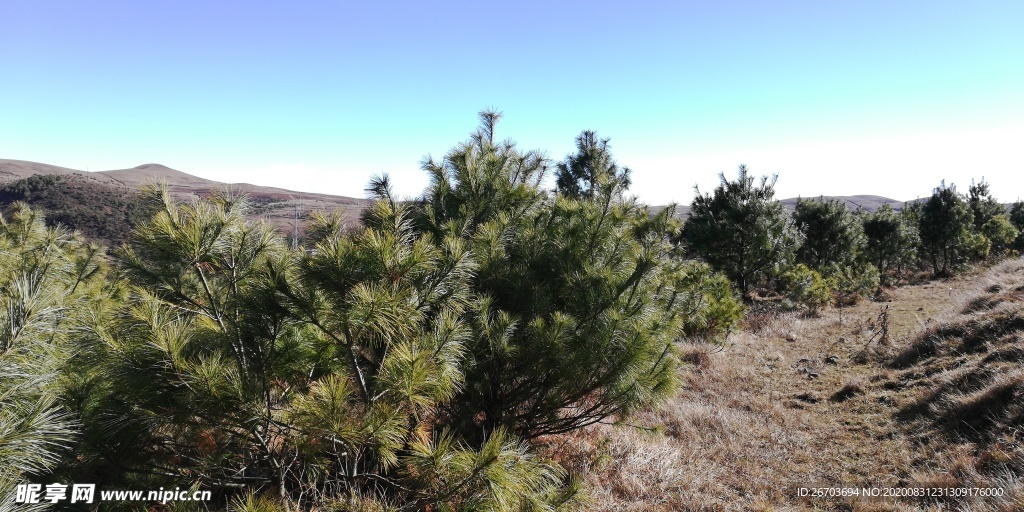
0,158,915,245
0,159,371,245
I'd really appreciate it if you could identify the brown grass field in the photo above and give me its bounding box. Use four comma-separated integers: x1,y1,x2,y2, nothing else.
548,258,1024,511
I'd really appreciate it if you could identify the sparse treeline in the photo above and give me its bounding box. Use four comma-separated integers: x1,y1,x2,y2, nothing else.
680,167,1024,312
1,113,742,511
2,112,1022,510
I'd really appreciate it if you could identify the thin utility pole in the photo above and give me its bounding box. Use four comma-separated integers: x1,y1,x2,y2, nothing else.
291,200,302,250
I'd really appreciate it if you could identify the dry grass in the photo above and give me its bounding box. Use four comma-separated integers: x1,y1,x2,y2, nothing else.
552,259,1024,511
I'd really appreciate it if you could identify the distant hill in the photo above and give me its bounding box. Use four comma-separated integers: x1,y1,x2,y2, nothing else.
662,194,909,219
0,159,372,246
778,194,907,212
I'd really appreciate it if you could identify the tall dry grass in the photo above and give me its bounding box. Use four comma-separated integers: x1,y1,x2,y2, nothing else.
549,259,1024,511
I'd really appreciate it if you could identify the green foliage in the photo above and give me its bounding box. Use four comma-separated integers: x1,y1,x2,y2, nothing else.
918,183,974,275
0,174,62,196
963,229,991,261
681,166,801,295
827,262,881,305
967,178,1005,231
290,194,580,509
399,427,573,511
62,181,575,509
981,215,1019,254
229,492,289,512
862,205,919,283
555,131,632,199
779,264,832,313
792,198,864,272
788,199,880,303
1010,201,1024,231
0,204,103,509
413,113,685,442
966,178,1016,257
673,262,744,342
1008,201,1024,250
67,187,307,495
412,110,547,236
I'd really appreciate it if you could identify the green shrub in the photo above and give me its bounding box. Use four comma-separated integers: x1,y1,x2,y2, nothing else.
981,214,1019,254
828,262,881,306
675,262,744,342
780,263,833,313
964,230,992,261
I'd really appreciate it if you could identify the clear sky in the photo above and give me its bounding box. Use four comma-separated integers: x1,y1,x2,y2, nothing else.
1,0,1022,204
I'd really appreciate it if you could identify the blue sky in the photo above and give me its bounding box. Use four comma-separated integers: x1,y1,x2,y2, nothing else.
1,0,1022,204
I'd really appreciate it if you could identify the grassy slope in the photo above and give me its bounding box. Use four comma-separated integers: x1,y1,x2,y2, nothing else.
554,259,1024,511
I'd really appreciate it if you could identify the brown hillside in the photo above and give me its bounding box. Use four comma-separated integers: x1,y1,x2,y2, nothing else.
100,163,220,190
0,159,371,238
0,174,141,246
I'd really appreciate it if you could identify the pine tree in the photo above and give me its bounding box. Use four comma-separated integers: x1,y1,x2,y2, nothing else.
282,191,573,509
413,112,690,441
862,204,919,283
967,178,1005,231
981,215,1019,254
66,185,573,510
555,131,631,199
792,198,864,272
0,204,103,510
918,182,975,275
1010,201,1024,231
67,187,309,498
680,166,801,296
1007,200,1024,250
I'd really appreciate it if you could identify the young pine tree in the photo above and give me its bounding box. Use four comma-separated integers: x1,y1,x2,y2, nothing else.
792,197,865,272
281,192,572,510
68,185,573,510
981,215,1019,255
918,182,976,275
67,187,310,499
413,112,690,442
967,178,1005,231
680,166,801,296
555,130,632,200
862,204,920,284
